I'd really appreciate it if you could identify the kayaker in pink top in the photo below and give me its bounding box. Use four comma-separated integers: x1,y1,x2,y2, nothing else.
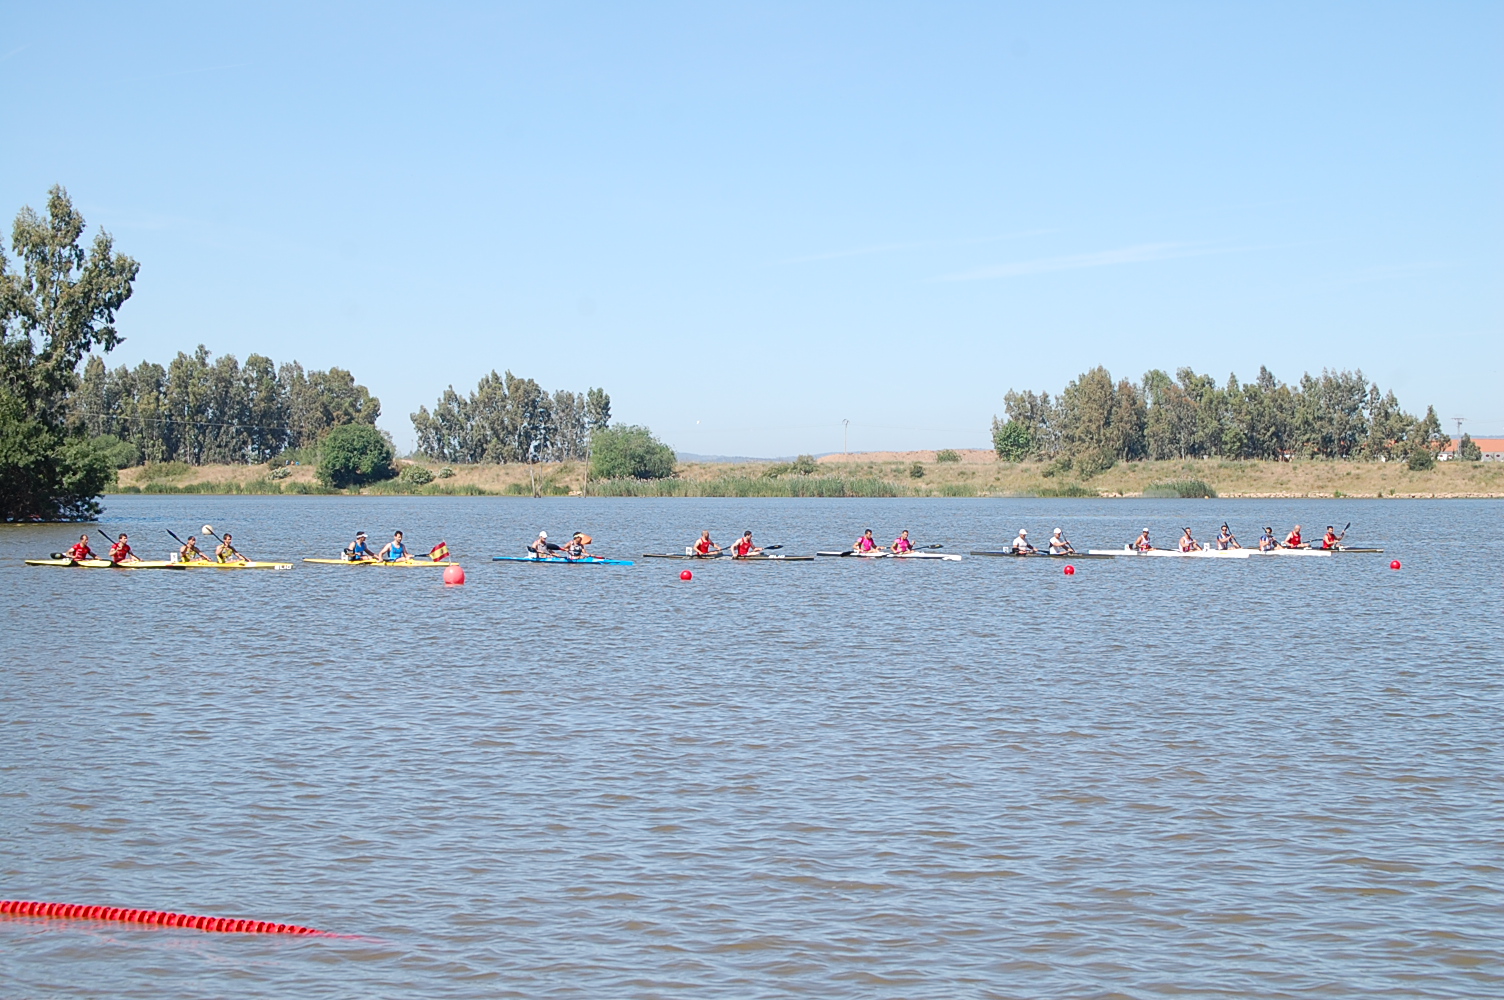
891,530,914,553
854,529,882,553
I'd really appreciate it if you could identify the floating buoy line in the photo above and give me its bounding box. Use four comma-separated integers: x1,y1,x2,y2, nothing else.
0,899,327,935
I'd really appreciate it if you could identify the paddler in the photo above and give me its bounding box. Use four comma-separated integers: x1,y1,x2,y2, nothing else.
177,535,209,562
343,531,374,561
109,532,140,564
1213,523,1240,550
692,530,723,557
1132,528,1154,552
1258,526,1279,552
529,531,554,558
1283,524,1305,549
562,532,592,558
891,529,915,553
853,529,882,553
216,532,247,563
65,534,95,562
733,530,762,558
1178,527,1202,552
1321,525,1344,550
378,530,408,562
1010,529,1035,554
1048,528,1075,555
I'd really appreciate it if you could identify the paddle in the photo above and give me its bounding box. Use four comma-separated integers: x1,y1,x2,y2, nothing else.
166,528,210,563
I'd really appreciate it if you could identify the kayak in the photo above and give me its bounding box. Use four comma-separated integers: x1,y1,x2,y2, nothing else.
969,550,1115,559
1248,547,1329,557
302,558,454,567
173,560,293,570
816,551,962,561
1086,548,1252,559
25,558,180,569
1323,546,1385,553
494,554,635,566
641,553,814,562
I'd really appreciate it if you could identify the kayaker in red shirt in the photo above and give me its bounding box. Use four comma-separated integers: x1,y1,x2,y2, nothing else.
109,533,139,564
692,530,722,557
1321,525,1344,549
733,531,761,558
1283,525,1304,548
66,535,95,562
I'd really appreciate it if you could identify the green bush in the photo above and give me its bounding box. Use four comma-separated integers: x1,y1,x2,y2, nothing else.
1144,478,1217,498
269,465,291,480
438,466,455,479
1406,446,1436,471
992,420,1034,462
1036,482,1098,498
1458,434,1482,462
589,425,676,480
142,460,191,481
399,463,435,485
317,424,395,488
908,462,924,478
791,454,819,475
936,449,960,463
89,434,140,469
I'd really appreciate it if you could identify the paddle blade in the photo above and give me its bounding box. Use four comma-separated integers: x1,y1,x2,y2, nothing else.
202,525,213,535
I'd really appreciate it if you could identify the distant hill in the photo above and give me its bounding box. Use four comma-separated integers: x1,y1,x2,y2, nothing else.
675,452,799,464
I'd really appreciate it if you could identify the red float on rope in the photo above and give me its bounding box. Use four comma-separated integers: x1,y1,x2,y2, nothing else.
0,899,327,935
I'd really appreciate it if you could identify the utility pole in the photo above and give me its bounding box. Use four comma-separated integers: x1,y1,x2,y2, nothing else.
842,419,849,456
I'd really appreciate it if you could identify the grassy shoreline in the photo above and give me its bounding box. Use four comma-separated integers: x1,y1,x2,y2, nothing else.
108,455,1504,499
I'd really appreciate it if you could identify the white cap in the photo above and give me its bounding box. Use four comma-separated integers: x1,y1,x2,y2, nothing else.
1052,528,1062,535
1019,529,1028,535
538,530,548,538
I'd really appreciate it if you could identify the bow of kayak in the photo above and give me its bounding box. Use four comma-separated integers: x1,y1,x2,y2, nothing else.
302,558,453,567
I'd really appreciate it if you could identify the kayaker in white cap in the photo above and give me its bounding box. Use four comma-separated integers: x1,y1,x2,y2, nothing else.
1047,528,1075,555
1132,527,1154,552
1010,529,1035,554
529,530,553,558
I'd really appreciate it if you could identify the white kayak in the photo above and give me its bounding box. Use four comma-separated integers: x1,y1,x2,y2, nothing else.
1086,548,1252,559
816,550,961,561
1248,547,1330,557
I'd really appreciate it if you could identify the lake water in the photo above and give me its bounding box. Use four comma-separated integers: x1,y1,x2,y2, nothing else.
2,495,1501,999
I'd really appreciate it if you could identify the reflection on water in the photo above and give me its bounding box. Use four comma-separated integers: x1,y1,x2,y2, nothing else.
2,496,1501,998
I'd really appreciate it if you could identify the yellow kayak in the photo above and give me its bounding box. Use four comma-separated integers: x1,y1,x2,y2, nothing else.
174,560,293,570
302,558,453,567
26,558,180,569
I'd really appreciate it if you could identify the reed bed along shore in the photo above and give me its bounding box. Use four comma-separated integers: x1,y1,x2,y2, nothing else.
110,455,1504,499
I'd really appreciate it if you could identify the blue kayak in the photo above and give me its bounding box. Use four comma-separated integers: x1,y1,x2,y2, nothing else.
494,554,635,566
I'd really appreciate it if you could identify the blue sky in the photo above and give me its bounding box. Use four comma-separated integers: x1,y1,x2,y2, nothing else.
3,2,1499,455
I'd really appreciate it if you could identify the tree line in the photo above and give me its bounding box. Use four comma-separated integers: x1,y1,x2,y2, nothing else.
411,375,611,465
68,347,380,466
992,366,1451,474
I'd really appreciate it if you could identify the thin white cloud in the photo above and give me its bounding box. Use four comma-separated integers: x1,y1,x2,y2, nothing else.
776,228,1058,266
936,242,1215,282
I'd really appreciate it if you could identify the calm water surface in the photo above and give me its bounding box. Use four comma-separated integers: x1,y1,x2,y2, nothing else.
2,496,1501,998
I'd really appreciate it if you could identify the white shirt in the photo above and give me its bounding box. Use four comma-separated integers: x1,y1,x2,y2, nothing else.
1011,535,1031,552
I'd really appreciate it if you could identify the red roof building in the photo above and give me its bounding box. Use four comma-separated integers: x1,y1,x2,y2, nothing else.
1441,437,1504,461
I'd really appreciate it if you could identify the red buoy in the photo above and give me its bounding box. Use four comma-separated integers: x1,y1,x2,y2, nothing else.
1063,564,1075,576
1389,560,1401,571
680,570,692,581
443,564,466,585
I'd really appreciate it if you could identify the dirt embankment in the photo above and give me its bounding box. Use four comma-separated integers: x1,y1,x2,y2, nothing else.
111,454,1504,499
